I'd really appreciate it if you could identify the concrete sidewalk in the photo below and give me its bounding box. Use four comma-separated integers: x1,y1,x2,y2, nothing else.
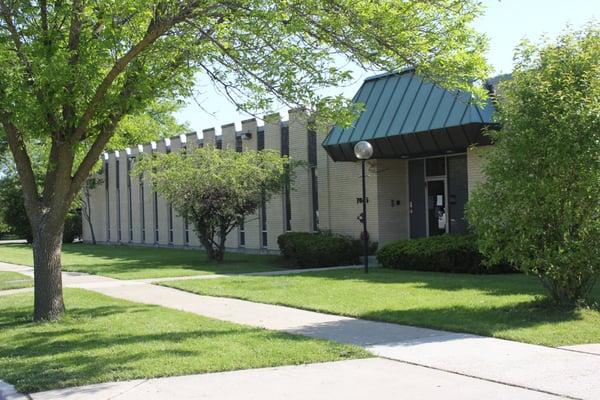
2,261,600,399
29,359,561,400
0,239,27,245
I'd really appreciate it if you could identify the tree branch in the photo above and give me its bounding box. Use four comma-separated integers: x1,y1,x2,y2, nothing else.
68,70,140,202
71,1,210,143
0,116,40,216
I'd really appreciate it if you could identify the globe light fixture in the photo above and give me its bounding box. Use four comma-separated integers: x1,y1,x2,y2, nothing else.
354,140,373,160
354,141,373,273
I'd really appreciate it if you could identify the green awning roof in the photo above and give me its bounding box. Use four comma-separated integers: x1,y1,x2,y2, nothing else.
323,69,497,161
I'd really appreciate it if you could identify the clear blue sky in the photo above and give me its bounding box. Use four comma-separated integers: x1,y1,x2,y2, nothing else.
174,0,599,133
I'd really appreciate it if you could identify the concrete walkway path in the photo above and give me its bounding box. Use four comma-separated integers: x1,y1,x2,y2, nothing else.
28,359,561,400
2,261,600,399
0,239,27,245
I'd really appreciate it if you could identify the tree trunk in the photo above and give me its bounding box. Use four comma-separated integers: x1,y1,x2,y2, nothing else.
198,235,225,262
195,220,226,262
32,223,65,321
82,188,96,244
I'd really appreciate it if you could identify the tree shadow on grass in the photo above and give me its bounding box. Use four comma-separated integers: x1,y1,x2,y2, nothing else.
267,268,537,296
357,298,593,343
0,305,150,329
286,268,600,300
63,243,287,275
1,243,287,276
284,297,590,348
0,297,356,394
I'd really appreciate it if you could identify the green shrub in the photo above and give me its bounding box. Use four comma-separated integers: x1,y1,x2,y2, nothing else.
0,221,10,240
62,212,82,243
278,232,363,267
0,177,32,243
376,235,515,274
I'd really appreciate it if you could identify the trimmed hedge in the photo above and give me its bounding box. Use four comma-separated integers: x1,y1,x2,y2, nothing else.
376,234,515,274
278,232,371,267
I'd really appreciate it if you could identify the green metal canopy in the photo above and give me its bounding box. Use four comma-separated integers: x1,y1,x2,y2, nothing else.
323,69,497,161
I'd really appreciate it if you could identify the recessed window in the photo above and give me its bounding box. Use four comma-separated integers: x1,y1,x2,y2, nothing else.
127,158,133,242
140,178,145,242
116,160,121,242
426,157,446,177
239,218,245,247
105,161,110,241
261,195,267,248
153,191,159,243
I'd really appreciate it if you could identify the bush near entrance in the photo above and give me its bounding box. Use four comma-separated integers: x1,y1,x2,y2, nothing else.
278,232,375,268
467,25,600,305
377,235,515,274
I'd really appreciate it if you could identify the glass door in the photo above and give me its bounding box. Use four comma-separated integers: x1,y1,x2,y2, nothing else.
427,180,447,236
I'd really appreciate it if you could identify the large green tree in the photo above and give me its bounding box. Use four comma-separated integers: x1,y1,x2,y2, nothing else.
0,100,187,244
467,24,600,306
0,0,489,321
134,147,292,261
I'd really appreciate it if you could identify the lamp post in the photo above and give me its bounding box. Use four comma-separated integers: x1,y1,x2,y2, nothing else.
354,141,373,273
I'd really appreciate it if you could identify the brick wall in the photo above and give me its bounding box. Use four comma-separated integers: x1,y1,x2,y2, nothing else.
82,113,490,253
467,145,491,196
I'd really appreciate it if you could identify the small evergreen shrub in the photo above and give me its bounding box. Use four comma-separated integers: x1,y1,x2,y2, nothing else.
376,234,515,274
277,232,365,267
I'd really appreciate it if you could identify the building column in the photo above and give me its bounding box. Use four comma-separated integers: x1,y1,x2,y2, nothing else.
169,136,185,246
202,128,216,147
129,146,141,244
155,139,170,245
264,114,285,251
180,133,201,247
288,109,313,232
221,123,239,248
107,152,118,243
83,164,107,243
117,150,129,244
316,125,332,232
142,143,155,244
241,118,261,250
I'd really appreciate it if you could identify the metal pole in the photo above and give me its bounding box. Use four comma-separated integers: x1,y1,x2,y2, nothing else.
362,159,368,274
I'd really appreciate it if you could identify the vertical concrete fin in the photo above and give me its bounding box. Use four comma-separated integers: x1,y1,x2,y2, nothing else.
221,123,237,150
264,113,284,250
202,128,216,147
288,108,313,232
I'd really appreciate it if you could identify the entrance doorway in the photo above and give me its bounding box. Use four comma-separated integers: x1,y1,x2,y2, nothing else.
408,155,467,238
426,180,447,236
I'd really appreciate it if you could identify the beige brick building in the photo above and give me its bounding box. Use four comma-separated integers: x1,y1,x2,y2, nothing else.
82,70,495,252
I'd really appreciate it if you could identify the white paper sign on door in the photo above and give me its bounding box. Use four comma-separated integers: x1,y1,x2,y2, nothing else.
436,195,443,206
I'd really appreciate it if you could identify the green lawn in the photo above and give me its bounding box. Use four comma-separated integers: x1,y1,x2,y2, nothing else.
0,243,285,279
0,289,368,393
0,271,33,290
162,269,600,347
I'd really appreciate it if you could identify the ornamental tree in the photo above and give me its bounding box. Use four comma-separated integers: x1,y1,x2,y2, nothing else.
0,0,489,321
133,147,293,261
467,24,600,306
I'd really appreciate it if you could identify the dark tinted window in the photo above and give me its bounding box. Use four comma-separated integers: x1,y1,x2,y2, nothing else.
426,157,445,176
281,126,289,156
258,130,265,150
